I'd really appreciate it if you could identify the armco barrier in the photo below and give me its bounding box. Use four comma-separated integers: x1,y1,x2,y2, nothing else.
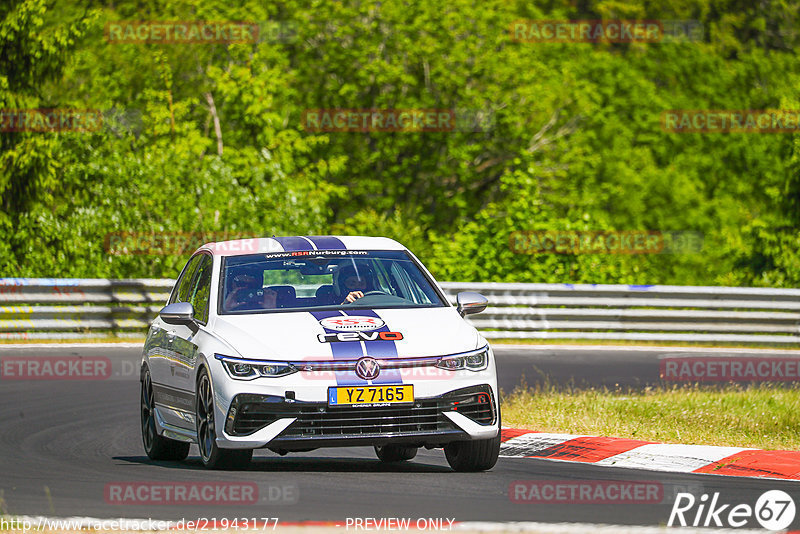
0,279,171,340
1,279,799,344
442,283,800,344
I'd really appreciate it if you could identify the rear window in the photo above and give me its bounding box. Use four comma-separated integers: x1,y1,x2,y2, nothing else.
219,250,446,314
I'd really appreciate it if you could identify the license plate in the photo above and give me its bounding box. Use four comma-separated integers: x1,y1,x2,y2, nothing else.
328,385,414,407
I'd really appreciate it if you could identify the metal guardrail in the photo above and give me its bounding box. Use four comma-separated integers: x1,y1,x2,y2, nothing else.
1,279,799,344
0,279,171,340
440,283,800,344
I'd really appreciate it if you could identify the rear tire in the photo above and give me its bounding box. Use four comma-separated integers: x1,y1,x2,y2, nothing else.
196,368,253,470
374,445,418,462
141,369,190,461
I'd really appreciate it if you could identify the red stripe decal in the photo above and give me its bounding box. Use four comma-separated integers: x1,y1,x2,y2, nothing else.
693,450,800,479
525,436,655,462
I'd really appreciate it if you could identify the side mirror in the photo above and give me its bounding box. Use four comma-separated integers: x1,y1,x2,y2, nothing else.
456,291,488,317
159,301,196,326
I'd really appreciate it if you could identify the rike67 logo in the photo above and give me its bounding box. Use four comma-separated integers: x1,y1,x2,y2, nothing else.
669,490,795,530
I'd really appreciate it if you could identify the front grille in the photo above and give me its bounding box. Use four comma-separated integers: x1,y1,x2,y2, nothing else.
283,401,452,437
225,385,496,438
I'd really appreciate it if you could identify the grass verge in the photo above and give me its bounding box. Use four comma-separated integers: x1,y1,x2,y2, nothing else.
501,384,800,450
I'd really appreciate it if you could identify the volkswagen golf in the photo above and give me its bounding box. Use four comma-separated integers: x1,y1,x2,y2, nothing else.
140,235,500,471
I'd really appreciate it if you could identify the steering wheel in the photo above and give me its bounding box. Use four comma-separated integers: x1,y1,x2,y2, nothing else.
361,291,387,296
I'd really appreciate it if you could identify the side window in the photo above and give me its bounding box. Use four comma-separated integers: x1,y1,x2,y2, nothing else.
169,255,202,304
189,255,213,324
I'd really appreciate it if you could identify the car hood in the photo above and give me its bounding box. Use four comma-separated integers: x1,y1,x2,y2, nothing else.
211,307,481,361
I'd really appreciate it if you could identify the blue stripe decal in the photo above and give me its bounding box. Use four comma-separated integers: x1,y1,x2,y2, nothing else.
310,310,367,386
272,236,313,252
346,309,403,385
306,236,346,250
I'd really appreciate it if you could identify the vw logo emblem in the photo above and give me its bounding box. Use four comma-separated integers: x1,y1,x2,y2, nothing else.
355,357,380,380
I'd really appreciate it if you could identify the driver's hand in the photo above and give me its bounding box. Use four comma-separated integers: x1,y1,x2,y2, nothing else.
344,291,364,303
225,289,242,309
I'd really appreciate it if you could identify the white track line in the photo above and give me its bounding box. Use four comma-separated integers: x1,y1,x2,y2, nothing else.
595,444,753,473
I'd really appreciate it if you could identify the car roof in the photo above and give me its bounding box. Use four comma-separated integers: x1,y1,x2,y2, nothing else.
196,235,407,257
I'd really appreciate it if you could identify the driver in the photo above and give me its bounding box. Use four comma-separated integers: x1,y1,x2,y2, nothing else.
334,262,378,304
224,273,277,311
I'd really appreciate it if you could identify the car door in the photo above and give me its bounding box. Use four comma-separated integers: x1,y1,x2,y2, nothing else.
165,253,214,411
147,253,204,430
183,252,213,394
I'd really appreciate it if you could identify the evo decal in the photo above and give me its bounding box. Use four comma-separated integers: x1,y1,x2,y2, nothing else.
318,331,404,343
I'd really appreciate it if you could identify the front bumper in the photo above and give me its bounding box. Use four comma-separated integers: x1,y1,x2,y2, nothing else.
216,384,498,450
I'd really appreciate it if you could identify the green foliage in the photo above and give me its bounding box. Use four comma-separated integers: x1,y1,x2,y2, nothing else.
1,0,799,285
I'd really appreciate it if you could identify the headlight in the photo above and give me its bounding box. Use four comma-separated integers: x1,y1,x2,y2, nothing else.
215,354,298,380
435,348,489,372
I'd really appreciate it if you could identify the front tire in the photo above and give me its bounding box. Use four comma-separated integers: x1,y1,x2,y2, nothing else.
444,412,501,472
196,368,252,470
444,435,500,472
141,369,190,461
374,445,417,462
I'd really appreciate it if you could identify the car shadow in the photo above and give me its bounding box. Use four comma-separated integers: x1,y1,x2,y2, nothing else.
113,455,453,473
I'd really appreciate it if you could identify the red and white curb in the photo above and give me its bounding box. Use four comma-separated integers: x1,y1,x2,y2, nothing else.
501,429,800,481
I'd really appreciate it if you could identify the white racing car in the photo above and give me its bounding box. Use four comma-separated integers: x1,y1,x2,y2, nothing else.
140,236,500,471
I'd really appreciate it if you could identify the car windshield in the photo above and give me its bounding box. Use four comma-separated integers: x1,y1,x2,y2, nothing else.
219,250,446,314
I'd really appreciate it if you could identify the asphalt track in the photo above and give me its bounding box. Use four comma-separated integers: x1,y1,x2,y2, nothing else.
1,344,799,529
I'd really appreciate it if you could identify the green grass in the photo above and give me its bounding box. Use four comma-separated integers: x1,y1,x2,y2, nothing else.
501,384,800,450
